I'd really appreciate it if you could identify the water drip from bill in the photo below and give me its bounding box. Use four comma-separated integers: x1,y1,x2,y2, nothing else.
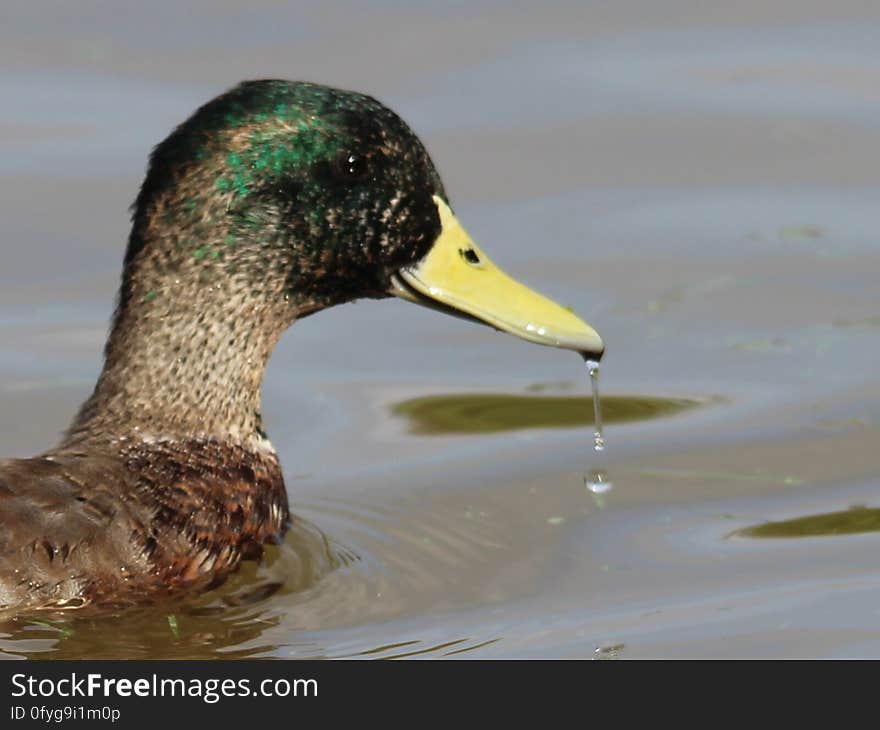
584,358,605,451
581,356,612,502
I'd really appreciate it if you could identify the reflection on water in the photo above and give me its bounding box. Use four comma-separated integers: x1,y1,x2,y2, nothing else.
736,506,880,539
392,393,703,435
2,604,283,660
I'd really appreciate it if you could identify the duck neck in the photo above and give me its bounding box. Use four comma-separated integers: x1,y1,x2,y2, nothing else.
62,260,296,453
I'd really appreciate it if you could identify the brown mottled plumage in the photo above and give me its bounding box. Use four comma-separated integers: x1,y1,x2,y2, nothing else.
0,443,286,609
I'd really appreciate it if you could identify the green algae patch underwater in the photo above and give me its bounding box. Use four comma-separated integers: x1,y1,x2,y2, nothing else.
392,393,702,435
736,506,880,539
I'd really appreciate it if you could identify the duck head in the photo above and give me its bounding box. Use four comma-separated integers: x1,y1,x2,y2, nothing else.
126,79,603,355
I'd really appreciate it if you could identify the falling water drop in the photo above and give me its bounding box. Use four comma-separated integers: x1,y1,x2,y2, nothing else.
584,470,613,495
584,470,613,509
584,358,605,451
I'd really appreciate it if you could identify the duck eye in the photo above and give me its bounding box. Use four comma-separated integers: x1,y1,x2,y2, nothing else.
459,248,481,265
333,152,370,182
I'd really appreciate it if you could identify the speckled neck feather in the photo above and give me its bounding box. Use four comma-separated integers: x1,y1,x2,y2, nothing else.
62,229,292,449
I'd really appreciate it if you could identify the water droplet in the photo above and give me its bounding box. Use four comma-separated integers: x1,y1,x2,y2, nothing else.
583,357,605,451
585,470,613,495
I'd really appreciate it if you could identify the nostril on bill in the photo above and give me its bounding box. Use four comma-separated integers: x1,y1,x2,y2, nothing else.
459,248,481,265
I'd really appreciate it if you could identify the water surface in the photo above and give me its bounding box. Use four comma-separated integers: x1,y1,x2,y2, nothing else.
1,1,879,658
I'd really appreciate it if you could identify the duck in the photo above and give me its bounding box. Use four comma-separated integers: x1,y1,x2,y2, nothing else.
0,80,603,612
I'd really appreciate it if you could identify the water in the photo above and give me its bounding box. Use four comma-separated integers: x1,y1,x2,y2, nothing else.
583,358,605,452
585,471,612,496
1,1,880,658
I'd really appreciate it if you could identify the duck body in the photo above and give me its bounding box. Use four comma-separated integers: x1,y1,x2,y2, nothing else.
0,441,287,610
0,79,603,613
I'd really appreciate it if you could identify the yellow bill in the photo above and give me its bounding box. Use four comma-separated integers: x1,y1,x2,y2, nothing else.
390,196,604,358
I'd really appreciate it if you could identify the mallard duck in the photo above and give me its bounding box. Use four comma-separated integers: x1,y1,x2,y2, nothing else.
0,80,603,612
